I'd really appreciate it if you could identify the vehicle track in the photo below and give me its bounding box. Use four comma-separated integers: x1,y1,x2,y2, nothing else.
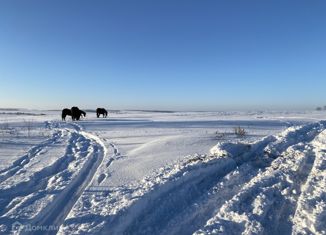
102,122,324,235
0,121,108,235
0,130,65,184
292,130,326,235
195,123,325,235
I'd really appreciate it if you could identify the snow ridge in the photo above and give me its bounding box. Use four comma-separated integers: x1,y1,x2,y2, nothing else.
195,122,326,235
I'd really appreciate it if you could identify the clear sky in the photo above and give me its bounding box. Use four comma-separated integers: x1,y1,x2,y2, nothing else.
0,1,325,111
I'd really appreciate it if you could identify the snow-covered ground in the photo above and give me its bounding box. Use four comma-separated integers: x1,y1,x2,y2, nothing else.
0,109,325,234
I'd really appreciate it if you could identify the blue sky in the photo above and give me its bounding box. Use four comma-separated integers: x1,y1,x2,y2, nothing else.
0,1,325,110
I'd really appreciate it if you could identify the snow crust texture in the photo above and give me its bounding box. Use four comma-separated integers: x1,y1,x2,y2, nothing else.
0,112,325,235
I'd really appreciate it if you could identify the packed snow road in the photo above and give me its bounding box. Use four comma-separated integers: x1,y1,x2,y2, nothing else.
0,110,325,234
0,121,108,234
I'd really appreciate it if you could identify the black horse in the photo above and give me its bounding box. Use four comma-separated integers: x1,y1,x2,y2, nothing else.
96,108,108,118
71,106,86,121
62,107,86,121
61,108,72,121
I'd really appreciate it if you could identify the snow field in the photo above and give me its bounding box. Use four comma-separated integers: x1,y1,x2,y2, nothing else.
0,110,325,234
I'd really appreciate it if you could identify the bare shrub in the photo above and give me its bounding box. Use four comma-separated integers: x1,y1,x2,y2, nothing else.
234,126,246,137
0,120,22,137
186,154,206,164
215,130,226,139
23,119,34,137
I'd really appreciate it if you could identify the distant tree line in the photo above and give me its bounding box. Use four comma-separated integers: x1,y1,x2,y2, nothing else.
316,106,326,111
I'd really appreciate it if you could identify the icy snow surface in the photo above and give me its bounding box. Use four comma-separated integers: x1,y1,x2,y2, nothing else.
0,109,325,234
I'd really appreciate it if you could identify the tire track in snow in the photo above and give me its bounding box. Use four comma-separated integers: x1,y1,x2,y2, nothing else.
292,130,326,235
56,138,125,234
103,122,324,235
195,122,325,235
0,129,65,184
0,121,108,235
0,132,80,217
173,122,324,235
28,124,108,235
196,144,317,235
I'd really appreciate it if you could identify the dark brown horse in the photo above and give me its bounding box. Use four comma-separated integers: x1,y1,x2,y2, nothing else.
71,107,86,121
96,108,108,118
62,107,86,121
61,108,72,121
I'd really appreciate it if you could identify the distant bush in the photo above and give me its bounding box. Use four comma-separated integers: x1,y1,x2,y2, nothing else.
316,107,322,111
0,119,50,138
234,126,246,137
23,119,34,137
0,121,18,137
215,130,226,139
